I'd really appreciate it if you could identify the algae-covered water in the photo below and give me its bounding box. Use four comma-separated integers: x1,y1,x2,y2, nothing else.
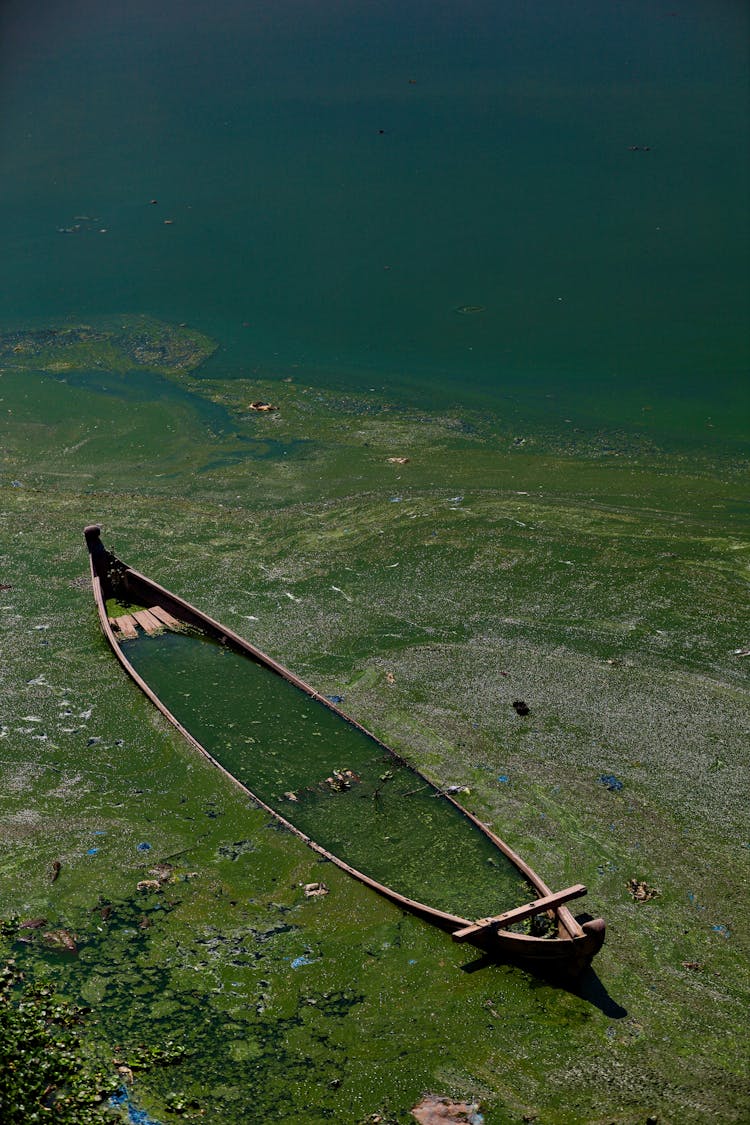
1,2,748,1123
126,628,532,920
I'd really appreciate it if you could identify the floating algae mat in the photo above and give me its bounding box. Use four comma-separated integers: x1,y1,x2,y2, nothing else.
125,627,531,922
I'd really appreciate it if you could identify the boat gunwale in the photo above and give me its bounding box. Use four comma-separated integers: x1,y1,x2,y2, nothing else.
85,527,604,966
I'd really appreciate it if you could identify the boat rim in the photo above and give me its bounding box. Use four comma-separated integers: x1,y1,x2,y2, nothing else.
83,524,605,966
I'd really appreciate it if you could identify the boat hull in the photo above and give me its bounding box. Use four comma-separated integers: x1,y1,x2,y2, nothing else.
84,525,605,973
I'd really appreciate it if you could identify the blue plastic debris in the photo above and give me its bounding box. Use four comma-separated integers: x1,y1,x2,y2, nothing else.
408,959,417,965
326,695,344,704
712,924,731,937
136,842,152,852
86,848,99,855
109,1087,163,1125
389,496,402,503
598,774,624,792
290,955,316,969
497,775,509,784
11,480,22,487
129,1106,161,1125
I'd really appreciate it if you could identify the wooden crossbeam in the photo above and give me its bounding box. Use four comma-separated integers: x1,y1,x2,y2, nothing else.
112,614,138,639
452,884,587,942
132,609,163,635
149,604,182,629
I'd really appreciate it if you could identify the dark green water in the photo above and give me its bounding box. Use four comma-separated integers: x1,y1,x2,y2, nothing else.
1,0,747,447
125,628,531,920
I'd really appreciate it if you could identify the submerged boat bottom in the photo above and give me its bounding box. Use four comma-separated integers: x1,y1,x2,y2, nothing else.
124,627,534,924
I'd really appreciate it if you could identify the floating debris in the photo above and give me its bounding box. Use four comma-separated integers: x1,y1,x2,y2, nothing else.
682,961,704,971
109,1087,162,1124
626,878,660,902
455,305,486,315
41,928,78,954
136,879,162,894
283,790,299,802
303,882,329,898
732,646,750,658
248,400,278,412
136,842,152,852
323,768,359,792
18,917,47,930
385,671,396,685
149,863,174,884
387,456,410,464
290,954,317,969
411,1094,484,1124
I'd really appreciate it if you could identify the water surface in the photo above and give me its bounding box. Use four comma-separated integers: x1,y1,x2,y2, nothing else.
1,0,747,448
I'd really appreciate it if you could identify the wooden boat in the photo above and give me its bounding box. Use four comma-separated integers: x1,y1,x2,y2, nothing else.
84,525,605,973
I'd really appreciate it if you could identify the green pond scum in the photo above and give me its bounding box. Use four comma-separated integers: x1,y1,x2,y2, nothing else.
1,318,748,1122
1,1,748,1120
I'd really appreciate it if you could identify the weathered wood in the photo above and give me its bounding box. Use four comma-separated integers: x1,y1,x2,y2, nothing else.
112,614,138,639
149,604,181,629
451,884,588,942
132,608,163,635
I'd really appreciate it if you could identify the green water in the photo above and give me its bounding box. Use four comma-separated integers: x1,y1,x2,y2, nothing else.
1,1,748,1122
1,0,748,450
125,629,531,920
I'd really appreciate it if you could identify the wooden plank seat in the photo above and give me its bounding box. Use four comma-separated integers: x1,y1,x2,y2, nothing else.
131,608,164,635
149,604,182,629
452,884,587,942
111,614,138,639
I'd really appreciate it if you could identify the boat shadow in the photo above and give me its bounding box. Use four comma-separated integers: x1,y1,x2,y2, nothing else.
459,953,627,1019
